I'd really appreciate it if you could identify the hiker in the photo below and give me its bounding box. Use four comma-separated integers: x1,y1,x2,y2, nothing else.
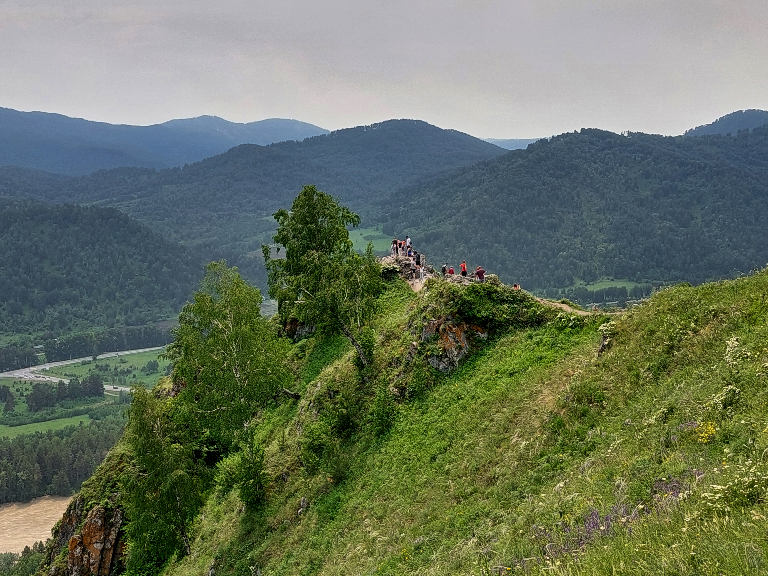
460,260,467,277
407,247,413,258
513,283,521,290
405,235,412,250
441,263,447,276
410,259,417,280
391,238,398,256
475,266,486,283
415,251,421,266
448,265,455,275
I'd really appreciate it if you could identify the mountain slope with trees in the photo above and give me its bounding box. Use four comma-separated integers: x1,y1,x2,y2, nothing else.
684,109,768,137
385,126,768,289
34,254,768,576
0,107,328,175
0,198,202,339
0,120,506,282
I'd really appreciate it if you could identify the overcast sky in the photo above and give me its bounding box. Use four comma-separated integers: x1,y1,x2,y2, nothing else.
1,0,766,138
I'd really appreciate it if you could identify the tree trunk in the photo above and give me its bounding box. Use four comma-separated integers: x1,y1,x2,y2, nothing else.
340,324,369,368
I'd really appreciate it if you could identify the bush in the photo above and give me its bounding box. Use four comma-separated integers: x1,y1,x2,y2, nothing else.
368,383,398,438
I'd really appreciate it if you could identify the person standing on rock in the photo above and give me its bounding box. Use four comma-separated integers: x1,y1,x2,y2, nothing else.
441,263,447,276
391,238,398,256
406,235,412,250
460,260,467,277
410,259,417,280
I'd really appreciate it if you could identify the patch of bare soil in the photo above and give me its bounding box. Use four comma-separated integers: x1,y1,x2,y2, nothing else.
0,495,71,553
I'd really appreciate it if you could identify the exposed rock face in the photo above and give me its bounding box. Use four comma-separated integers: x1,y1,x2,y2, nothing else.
43,495,85,571
67,504,124,576
380,255,436,282
43,495,125,576
283,318,317,342
421,316,488,373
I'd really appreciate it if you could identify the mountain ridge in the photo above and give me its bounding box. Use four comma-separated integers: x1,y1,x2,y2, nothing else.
0,107,328,175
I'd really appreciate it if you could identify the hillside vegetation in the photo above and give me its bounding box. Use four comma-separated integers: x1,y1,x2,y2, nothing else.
684,109,768,137
0,120,505,286
0,198,202,370
38,265,768,576
386,125,768,290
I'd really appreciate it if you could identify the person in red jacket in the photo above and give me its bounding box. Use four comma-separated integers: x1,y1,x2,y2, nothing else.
460,260,467,277
447,266,455,275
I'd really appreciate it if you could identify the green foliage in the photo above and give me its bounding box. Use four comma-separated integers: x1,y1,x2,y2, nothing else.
0,542,45,576
120,263,292,574
0,198,200,343
122,388,205,573
165,261,291,448
215,440,267,509
0,418,123,503
264,186,383,366
367,382,398,438
415,278,555,335
388,125,768,289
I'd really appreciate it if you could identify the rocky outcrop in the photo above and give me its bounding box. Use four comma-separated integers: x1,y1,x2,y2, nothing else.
43,495,125,576
43,495,85,571
420,316,488,373
380,255,436,282
67,504,125,576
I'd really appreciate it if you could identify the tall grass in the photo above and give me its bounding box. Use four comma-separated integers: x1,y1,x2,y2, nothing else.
164,272,768,575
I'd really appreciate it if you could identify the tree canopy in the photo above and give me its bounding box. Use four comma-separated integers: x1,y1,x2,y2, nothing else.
263,186,382,366
164,261,291,447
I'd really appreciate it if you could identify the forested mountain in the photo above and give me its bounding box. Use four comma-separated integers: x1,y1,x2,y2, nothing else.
0,198,202,337
0,120,506,279
684,109,768,137
385,126,768,289
0,107,327,175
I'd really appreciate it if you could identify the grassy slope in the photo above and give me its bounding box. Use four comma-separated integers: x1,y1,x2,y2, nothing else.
0,415,92,439
153,272,768,574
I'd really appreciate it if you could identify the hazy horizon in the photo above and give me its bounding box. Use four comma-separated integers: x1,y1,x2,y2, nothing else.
1,1,767,139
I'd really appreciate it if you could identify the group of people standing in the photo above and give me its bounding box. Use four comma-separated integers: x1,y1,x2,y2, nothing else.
391,235,424,280
390,235,495,285
440,260,486,282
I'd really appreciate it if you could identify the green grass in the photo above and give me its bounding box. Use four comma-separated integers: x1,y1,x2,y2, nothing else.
349,225,392,254
0,414,93,438
43,348,169,388
105,272,768,575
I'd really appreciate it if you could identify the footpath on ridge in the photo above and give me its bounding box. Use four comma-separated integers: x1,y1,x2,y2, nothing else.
381,254,600,316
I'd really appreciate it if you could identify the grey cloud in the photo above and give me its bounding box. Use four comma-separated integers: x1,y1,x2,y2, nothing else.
0,0,766,137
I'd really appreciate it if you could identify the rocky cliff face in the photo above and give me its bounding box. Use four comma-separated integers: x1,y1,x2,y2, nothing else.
67,503,124,576
42,494,125,576
40,446,128,576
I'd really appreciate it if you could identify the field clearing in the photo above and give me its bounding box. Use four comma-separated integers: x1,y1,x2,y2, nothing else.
43,348,169,388
0,415,93,439
570,278,647,290
349,226,391,253
0,496,71,553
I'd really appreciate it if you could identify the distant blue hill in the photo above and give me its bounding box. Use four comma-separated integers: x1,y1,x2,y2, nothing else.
483,137,541,150
0,107,328,175
684,109,768,137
